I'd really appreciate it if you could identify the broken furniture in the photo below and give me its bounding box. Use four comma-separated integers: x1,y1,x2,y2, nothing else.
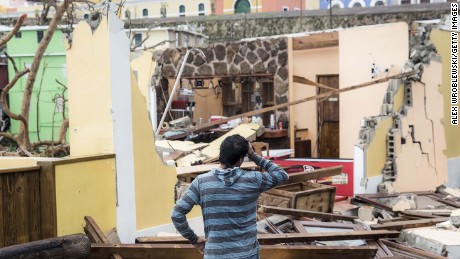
259,181,336,213
257,166,343,212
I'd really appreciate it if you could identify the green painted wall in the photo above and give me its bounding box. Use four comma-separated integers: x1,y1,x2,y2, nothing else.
6,28,68,143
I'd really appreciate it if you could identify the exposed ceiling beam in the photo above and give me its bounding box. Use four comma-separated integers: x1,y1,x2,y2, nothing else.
292,32,339,51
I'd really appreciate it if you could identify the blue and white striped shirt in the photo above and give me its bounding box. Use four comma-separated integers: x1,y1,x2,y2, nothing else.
171,153,289,259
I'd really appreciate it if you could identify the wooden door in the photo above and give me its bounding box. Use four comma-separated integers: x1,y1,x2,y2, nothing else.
317,75,339,158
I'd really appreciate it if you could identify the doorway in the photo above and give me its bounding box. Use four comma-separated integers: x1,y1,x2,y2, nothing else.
317,75,339,158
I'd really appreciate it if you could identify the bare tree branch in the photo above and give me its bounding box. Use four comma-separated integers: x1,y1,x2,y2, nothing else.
1,53,30,125
0,14,26,48
19,0,71,149
32,140,63,148
58,118,69,144
0,132,17,142
130,27,153,52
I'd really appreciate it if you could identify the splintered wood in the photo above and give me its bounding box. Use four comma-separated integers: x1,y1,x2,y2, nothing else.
176,123,263,167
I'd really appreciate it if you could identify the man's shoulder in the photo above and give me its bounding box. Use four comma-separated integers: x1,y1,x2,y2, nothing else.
195,171,217,181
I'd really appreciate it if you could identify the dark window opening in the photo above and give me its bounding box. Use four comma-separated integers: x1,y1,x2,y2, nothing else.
143,8,148,17
198,3,205,15
134,33,142,46
37,31,44,43
15,32,21,38
179,5,185,17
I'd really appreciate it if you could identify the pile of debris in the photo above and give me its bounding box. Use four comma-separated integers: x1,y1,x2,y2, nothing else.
157,123,264,167
156,163,460,258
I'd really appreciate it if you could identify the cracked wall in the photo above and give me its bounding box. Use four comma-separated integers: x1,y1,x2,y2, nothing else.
355,21,450,193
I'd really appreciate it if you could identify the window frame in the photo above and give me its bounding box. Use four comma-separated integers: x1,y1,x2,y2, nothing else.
198,3,205,16
142,8,149,17
179,5,186,17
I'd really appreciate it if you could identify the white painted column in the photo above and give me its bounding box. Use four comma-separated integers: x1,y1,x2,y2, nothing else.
107,3,137,243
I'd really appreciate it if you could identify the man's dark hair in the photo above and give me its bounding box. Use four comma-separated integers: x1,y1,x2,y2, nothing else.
219,134,249,168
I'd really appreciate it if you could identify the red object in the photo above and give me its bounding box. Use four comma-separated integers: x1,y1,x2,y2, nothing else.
273,158,354,197
172,100,187,109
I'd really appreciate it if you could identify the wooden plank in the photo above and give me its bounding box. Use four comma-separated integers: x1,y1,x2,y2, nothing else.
2,172,26,246
38,162,57,239
136,236,190,244
176,162,257,176
292,32,339,50
259,205,358,221
371,217,449,230
162,150,184,161
293,75,337,91
27,170,41,242
380,240,446,259
37,154,115,166
281,166,343,185
137,231,397,246
166,70,420,139
84,216,122,259
0,166,41,175
0,233,91,259
259,129,288,138
257,230,400,245
155,140,208,153
90,244,378,259
84,216,110,244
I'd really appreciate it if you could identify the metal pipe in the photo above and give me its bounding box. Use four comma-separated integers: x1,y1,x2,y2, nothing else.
155,48,205,136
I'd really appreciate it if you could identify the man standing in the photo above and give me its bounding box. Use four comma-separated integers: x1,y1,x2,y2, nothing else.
171,134,289,258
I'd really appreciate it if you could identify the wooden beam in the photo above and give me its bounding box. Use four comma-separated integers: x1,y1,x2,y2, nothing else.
282,166,343,185
257,230,400,245
84,216,110,244
38,162,57,239
90,244,378,259
370,217,449,231
292,32,339,51
0,234,91,259
259,205,358,221
166,70,419,139
0,166,41,175
293,75,337,91
83,216,122,259
137,227,393,245
136,236,190,244
380,240,446,259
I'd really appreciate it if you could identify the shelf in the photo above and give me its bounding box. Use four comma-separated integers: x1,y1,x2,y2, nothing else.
259,129,288,139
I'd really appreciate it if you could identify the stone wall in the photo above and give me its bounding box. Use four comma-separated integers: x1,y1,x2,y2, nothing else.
130,3,450,43
153,37,290,123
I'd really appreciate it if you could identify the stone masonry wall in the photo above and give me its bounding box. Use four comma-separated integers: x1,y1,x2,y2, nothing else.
153,37,290,123
130,3,450,43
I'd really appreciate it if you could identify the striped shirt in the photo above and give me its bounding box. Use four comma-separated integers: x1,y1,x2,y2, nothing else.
171,153,289,259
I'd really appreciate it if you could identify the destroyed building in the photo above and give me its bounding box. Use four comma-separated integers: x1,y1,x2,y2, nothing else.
0,2,459,259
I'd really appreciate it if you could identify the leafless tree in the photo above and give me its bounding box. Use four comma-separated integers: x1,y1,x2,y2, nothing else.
0,0,90,156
